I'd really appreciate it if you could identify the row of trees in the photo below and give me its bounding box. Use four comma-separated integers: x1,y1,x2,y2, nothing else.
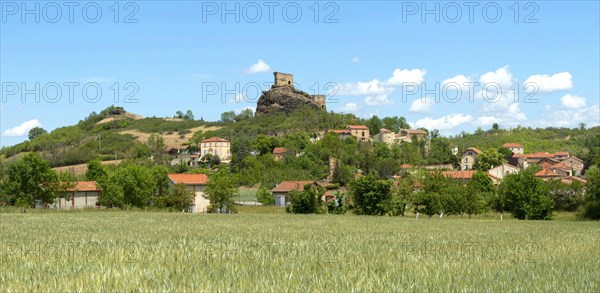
285,165,599,220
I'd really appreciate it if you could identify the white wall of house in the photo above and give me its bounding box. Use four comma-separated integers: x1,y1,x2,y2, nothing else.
52,191,99,209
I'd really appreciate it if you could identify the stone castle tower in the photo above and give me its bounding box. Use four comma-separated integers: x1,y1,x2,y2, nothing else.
272,72,326,110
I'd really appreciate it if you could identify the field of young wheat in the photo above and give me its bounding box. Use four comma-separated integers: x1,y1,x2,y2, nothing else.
1,211,598,291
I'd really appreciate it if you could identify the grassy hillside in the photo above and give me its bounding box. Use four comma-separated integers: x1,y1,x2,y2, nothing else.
1,105,598,169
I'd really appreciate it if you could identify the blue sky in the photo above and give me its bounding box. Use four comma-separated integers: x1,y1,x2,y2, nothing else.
1,1,599,147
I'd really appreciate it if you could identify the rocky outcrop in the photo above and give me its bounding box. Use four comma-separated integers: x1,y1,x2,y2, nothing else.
256,85,325,115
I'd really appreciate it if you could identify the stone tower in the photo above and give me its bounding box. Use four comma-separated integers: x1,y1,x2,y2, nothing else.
274,72,294,87
312,95,326,110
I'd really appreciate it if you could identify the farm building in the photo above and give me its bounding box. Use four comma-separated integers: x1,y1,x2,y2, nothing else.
168,173,210,213
271,180,316,206
52,181,101,209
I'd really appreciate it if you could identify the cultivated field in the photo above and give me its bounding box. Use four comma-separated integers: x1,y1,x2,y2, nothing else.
1,211,599,291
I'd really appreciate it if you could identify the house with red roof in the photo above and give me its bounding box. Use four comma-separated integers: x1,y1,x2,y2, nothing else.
534,168,561,181
271,180,317,206
273,147,294,161
52,181,102,209
346,125,370,141
168,173,210,213
397,128,428,143
200,137,231,162
461,147,482,170
501,142,524,154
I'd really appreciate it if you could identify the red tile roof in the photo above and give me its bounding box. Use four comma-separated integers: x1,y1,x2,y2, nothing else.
347,125,369,130
463,147,482,155
271,181,315,193
168,173,208,185
440,170,478,179
273,147,289,155
403,129,428,135
63,181,102,192
513,152,555,159
561,176,587,184
329,129,351,135
201,137,229,143
550,162,571,171
502,143,523,148
535,168,560,177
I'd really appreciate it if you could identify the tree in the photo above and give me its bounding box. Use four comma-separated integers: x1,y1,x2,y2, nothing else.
256,186,275,205
464,172,494,218
499,167,554,220
168,183,194,211
546,179,584,212
327,191,347,214
581,165,600,219
189,131,205,152
367,115,383,135
86,159,107,182
175,111,184,119
235,108,254,121
473,148,504,171
109,164,155,208
3,152,58,208
349,174,392,216
28,127,47,140
220,111,236,122
147,134,166,164
492,123,500,131
287,183,324,214
205,169,238,213
184,110,194,120
382,116,409,133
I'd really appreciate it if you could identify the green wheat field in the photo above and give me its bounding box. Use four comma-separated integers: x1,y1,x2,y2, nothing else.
1,210,599,291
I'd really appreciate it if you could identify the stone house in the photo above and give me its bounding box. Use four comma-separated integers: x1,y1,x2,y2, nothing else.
347,125,370,141
397,129,428,143
501,142,524,154
461,147,482,170
487,163,520,180
373,128,395,144
560,156,584,176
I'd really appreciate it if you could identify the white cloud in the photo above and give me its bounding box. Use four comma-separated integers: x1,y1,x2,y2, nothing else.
340,102,359,112
235,106,254,115
387,68,426,86
352,57,360,63
524,72,572,93
364,95,393,106
480,66,512,87
339,79,392,96
560,94,586,109
538,104,599,128
244,59,271,74
409,97,435,114
2,119,42,137
414,113,473,131
442,74,472,90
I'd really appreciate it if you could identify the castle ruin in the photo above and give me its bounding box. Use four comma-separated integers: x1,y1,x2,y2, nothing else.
272,72,326,110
